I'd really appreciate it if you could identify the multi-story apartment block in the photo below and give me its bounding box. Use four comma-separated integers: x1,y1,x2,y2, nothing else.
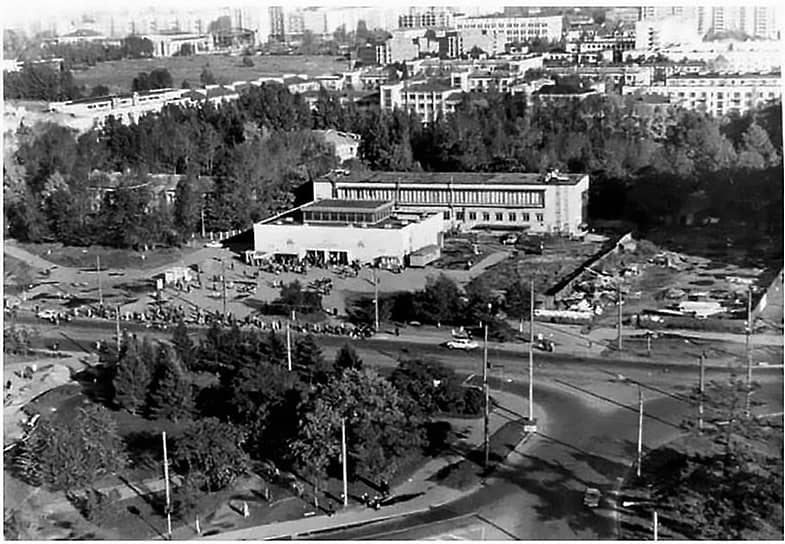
380,80,466,123
398,7,454,29
313,170,590,235
454,14,564,45
634,15,702,50
269,6,285,42
704,6,779,39
623,71,782,117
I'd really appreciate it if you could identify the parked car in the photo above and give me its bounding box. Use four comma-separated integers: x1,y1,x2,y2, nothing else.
204,240,223,248
500,233,519,245
584,487,601,508
36,309,58,320
445,338,480,351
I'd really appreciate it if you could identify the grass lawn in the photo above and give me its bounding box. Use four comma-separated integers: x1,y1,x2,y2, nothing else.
15,241,200,271
71,54,350,93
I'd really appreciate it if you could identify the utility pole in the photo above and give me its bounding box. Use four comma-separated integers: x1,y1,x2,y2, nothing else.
286,322,292,372
200,206,206,239
745,286,753,418
698,353,705,432
482,318,490,468
341,417,348,508
528,279,534,421
653,510,659,541
617,280,623,352
646,331,652,357
373,267,379,331
116,305,121,353
96,255,103,306
162,432,172,539
636,386,643,478
221,260,227,318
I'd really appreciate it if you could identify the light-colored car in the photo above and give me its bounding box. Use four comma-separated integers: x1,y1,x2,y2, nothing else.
36,309,58,320
584,487,601,508
204,240,223,248
446,338,480,351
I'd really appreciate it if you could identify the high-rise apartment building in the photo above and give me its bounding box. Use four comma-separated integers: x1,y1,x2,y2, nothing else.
398,7,454,29
269,6,285,42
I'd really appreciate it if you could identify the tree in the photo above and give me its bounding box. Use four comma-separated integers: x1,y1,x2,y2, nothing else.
113,339,153,415
334,343,362,373
13,404,127,491
416,274,464,325
738,123,779,169
200,66,217,86
171,320,195,368
149,67,173,89
173,175,202,238
90,84,110,97
147,345,194,422
293,334,331,384
123,35,154,58
173,418,249,492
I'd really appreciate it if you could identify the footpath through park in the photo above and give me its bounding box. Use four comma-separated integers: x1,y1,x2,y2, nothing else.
170,388,539,540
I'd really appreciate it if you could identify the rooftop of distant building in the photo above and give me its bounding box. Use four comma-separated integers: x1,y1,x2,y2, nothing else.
320,170,586,186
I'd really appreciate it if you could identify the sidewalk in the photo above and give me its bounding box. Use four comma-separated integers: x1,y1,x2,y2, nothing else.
182,389,537,540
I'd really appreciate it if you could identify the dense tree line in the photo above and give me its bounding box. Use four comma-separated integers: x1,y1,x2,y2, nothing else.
4,80,782,248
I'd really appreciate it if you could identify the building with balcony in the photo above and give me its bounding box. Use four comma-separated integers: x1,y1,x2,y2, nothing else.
313,170,590,235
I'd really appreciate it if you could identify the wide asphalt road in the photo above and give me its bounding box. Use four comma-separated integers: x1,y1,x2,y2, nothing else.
13,316,783,540
309,375,782,541
306,378,687,540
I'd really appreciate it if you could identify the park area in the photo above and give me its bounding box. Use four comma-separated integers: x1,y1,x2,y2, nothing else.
70,54,351,94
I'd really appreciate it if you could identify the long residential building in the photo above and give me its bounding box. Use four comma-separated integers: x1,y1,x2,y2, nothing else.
454,14,564,44
313,170,590,235
623,71,782,117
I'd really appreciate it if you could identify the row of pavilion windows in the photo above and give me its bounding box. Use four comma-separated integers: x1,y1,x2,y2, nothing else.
337,187,545,207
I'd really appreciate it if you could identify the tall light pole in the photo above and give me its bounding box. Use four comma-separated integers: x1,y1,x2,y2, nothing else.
116,305,121,353
482,305,490,469
341,417,348,508
373,268,379,331
653,510,659,541
745,286,753,418
286,322,292,372
528,278,534,421
96,255,103,306
162,432,172,539
698,353,705,432
636,386,643,478
617,280,623,352
221,259,227,318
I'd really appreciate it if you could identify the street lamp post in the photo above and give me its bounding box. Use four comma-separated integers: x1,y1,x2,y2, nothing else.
745,286,753,417
341,417,348,508
373,268,379,332
482,304,490,469
528,279,534,422
636,386,643,478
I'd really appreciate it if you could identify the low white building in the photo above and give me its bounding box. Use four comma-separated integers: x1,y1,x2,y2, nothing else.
251,199,444,267
312,130,361,163
143,32,213,57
